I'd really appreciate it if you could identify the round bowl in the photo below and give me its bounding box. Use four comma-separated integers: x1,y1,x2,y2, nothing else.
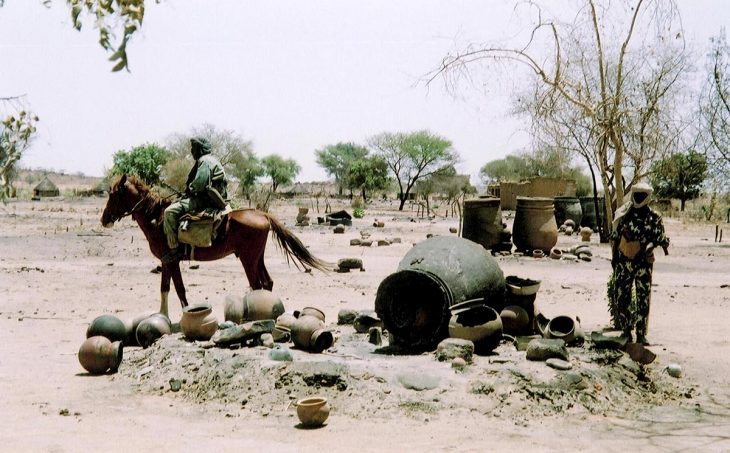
295,396,330,427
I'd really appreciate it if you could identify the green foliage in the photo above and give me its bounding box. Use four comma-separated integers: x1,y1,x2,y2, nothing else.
345,156,390,201
315,142,369,195
110,143,170,186
352,207,365,218
650,150,708,211
261,154,300,192
161,157,190,193
1,104,38,201
479,155,532,182
369,130,458,210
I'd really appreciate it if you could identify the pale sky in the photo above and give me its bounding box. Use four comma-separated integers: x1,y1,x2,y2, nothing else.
1,1,727,182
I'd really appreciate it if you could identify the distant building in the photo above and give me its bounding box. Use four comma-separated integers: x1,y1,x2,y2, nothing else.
497,177,577,210
33,176,60,198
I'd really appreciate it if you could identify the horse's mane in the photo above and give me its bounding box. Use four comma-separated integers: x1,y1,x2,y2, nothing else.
111,174,171,220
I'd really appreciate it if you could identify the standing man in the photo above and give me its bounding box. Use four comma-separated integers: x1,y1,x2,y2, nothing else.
609,182,670,345
162,137,228,264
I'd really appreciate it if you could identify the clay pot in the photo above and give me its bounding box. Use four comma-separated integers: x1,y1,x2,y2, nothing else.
532,249,544,259
448,301,503,354
294,396,330,427
512,197,558,253
462,197,503,251
505,276,541,296
500,305,530,335
580,227,592,242
224,294,244,324
299,307,325,322
291,315,334,352
242,290,285,321
136,313,172,348
78,336,123,374
86,314,127,343
276,313,298,330
549,248,563,260
125,312,156,347
545,315,576,343
180,303,218,341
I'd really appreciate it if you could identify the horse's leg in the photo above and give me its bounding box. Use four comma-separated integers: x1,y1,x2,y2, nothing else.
239,255,261,290
160,265,171,318
258,255,273,291
168,261,188,308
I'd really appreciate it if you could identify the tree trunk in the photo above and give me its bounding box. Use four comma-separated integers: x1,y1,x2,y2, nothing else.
680,198,686,212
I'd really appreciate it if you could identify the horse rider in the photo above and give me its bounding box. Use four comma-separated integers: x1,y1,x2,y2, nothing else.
162,137,228,264
609,182,670,345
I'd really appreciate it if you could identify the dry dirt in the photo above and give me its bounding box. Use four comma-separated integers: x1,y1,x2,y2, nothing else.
2,197,730,452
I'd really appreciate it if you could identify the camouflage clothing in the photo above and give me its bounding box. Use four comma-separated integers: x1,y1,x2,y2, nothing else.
163,140,228,250
608,205,669,339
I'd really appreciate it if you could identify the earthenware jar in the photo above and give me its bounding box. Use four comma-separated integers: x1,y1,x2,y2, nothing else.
500,305,530,335
276,313,298,330
78,336,123,374
136,313,172,348
124,312,155,347
294,396,330,427
300,306,325,322
242,289,285,321
580,227,592,242
448,301,503,354
223,294,245,324
532,249,544,259
462,197,502,251
86,314,127,343
549,248,562,260
545,315,576,344
512,197,558,254
180,303,218,341
291,315,334,352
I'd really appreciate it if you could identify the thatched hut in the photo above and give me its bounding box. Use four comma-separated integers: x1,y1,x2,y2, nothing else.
33,177,60,198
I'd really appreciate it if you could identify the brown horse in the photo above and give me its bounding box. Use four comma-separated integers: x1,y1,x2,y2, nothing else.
101,174,329,318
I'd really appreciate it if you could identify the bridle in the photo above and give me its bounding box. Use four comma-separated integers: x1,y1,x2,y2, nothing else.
106,189,148,224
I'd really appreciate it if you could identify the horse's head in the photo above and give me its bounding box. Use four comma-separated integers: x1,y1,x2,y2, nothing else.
101,174,147,227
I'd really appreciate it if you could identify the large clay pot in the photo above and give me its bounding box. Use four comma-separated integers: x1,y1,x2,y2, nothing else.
580,196,605,231
78,336,123,374
290,315,333,352
136,313,172,348
461,197,502,251
448,301,503,354
242,290,285,321
86,314,127,343
553,197,582,228
295,396,330,427
124,312,156,347
224,294,244,324
500,305,530,335
512,197,558,253
180,304,218,341
375,236,505,351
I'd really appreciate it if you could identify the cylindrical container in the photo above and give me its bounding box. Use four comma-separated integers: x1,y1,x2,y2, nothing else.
374,236,506,350
461,197,503,251
553,197,582,228
78,336,123,374
512,197,558,253
580,196,605,231
295,397,330,427
86,314,127,343
180,304,218,341
242,289,285,321
448,301,503,354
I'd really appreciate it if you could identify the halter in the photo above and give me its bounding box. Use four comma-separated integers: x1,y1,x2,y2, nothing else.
109,195,147,224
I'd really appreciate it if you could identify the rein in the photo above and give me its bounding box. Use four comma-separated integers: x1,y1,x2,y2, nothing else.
111,195,148,223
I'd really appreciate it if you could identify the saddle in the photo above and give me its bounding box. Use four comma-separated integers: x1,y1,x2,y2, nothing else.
178,205,232,248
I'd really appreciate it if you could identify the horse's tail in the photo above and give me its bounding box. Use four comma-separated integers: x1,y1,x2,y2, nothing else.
265,213,331,272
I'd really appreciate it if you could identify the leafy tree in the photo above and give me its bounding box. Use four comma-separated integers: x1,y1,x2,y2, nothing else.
345,155,390,201
161,157,190,193
650,150,708,211
315,142,369,195
230,152,264,200
261,154,300,192
479,155,533,183
369,130,458,210
1,98,38,201
109,143,170,186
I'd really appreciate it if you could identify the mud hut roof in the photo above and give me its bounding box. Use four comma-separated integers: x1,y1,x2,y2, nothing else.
34,176,59,192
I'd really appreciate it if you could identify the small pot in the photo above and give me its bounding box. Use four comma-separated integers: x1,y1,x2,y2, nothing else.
505,276,541,296
180,303,218,341
136,314,172,348
86,314,127,343
223,294,244,324
545,315,576,343
276,313,298,330
448,302,503,354
580,227,592,242
532,249,544,259
242,290,285,321
291,315,333,352
549,249,563,260
78,336,123,374
300,307,325,322
500,305,530,335
294,396,330,427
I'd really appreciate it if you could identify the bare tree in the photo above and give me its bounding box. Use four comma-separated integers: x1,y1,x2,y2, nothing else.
428,0,690,230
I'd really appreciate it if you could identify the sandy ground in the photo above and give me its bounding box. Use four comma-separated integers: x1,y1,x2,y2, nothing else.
1,197,730,452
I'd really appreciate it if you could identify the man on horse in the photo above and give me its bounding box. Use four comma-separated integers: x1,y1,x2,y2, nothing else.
162,137,228,264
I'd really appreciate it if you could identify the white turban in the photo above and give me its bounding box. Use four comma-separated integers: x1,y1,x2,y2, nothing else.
630,182,653,209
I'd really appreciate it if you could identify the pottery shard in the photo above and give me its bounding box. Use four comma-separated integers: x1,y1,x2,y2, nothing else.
349,239,362,246
212,320,275,346
435,338,474,363
377,239,391,246
360,240,373,247
333,225,345,234
337,258,363,270
590,332,628,350
337,308,359,325
545,358,573,370
525,338,569,361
